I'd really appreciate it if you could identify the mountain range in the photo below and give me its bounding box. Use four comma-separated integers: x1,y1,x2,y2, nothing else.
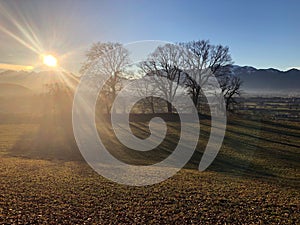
0,66,299,97
231,66,300,96
0,70,78,96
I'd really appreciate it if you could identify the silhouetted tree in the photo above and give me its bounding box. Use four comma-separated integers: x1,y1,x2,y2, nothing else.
180,40,233,110
219,75,243,111
80,42,130,113
135,76,159,113
140,44,186,113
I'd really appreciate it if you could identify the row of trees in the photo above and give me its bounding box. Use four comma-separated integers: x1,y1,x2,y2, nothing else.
80,40,242,114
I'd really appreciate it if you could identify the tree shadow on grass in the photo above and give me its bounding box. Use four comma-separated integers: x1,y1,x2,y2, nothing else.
8,118,84,162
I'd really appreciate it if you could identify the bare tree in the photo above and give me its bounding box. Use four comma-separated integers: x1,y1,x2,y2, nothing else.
80,42,130,113
179,40,233,110
219,75,243,111
140,44,186,113
134,76,159,114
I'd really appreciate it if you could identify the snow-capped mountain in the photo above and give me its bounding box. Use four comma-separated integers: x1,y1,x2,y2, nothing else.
231,65,300,95
0,66,299,97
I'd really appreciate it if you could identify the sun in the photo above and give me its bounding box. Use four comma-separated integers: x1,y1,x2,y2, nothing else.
43,54,57,67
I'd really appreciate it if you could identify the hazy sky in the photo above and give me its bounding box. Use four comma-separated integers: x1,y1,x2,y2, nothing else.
0,0,299,73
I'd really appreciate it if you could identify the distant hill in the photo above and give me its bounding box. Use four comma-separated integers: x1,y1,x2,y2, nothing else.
0,66,299,97
0,70,79,95
0,83,33,97
144,66,300,96
231,66,300,96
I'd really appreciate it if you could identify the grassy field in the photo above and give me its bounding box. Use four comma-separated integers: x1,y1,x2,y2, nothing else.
0,113,299,224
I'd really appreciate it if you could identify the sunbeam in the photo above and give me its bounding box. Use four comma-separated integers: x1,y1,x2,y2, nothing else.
0,63,33,71
0,1,82,74
0,24,41,54
0,3,44,53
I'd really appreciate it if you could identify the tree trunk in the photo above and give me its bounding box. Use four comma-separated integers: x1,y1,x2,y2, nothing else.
150,96,155,114
167,101,172,113
192,88,201,112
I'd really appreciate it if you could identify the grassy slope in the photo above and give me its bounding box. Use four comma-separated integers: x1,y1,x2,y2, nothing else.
0,115,299,224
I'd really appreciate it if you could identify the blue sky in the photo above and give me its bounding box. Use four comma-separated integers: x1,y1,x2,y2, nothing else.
0,0,299,72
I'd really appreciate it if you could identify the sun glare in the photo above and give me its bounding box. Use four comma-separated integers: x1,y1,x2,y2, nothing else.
43,54,57,67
